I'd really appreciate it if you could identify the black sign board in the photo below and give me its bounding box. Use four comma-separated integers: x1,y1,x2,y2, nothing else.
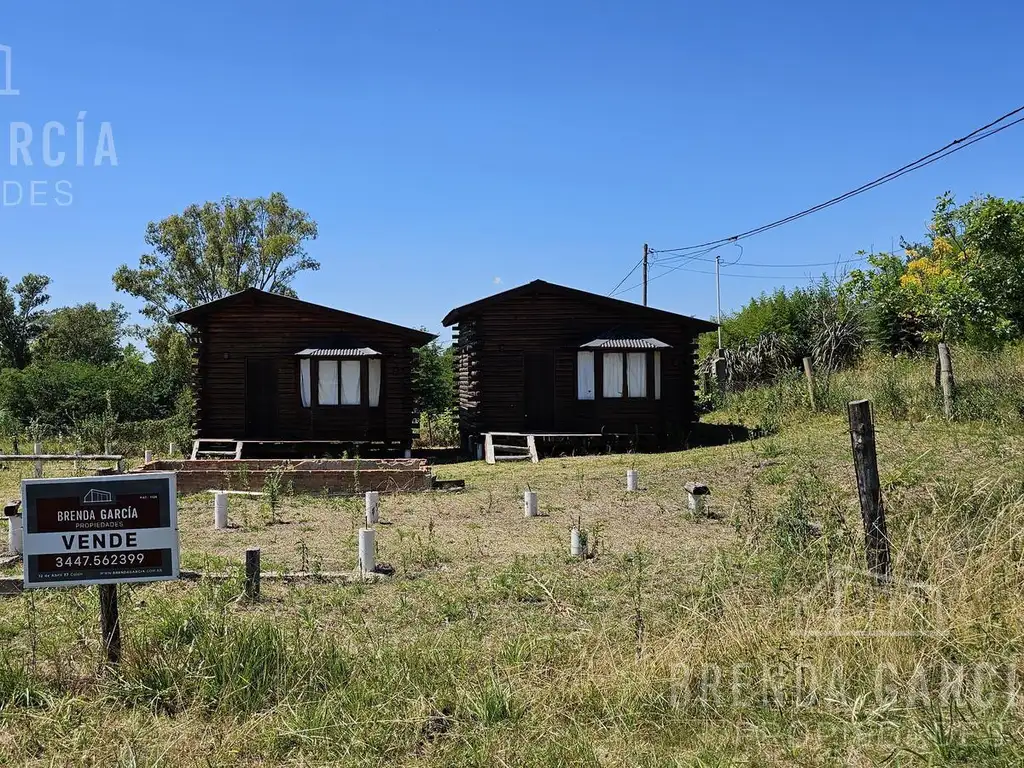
21,473,179,588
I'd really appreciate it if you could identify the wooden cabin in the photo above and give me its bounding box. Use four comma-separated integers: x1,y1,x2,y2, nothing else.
442,280,717,452
172,288,435,452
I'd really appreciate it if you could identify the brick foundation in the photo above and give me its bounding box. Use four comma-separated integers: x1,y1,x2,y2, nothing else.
129,459,433,496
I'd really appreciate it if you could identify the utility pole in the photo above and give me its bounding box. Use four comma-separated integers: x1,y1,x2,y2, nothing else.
715,251,723,349
642,243,649,306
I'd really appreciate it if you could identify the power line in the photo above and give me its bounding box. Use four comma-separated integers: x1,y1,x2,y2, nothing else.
611,244,729,296
653,251,877,268
651,104,1024,254
612,249,868,296
608,255,644,296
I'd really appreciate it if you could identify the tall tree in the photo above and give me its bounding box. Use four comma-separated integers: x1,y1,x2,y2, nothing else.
34,302,129,366
412,338,455,414
0,274,51,368
113,192,320,321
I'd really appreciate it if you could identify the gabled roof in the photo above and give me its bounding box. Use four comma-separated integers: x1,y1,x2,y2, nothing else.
171,288,436,346
441,279,718,331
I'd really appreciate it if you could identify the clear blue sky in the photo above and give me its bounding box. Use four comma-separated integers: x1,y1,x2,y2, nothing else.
1,1,1022,341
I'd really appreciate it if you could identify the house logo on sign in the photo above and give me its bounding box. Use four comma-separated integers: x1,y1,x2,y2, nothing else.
0,44,18,96
83,488,114,504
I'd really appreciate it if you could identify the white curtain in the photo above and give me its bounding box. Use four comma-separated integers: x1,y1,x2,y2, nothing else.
300,358,311,408
654,351,662,400
603,352,623,398
318,360,339,405
341,360,361,405
577,351,595,400
627,353,646,397
368,358,381,407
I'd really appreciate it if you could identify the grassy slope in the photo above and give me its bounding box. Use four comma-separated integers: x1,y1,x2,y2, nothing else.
1,383,1024,764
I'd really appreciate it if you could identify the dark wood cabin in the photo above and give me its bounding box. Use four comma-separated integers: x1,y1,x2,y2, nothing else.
442,280,717,452
172,288,435,449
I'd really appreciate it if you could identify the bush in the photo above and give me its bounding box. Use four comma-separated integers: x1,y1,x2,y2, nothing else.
415,409,458,448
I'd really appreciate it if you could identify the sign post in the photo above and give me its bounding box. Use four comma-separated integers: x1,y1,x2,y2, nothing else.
21,472,179,663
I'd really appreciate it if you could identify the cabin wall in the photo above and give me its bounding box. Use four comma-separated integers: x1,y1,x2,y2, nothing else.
194,301,418,444
454,292,701,445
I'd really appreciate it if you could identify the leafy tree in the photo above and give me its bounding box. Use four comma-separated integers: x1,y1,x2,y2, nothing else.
113,192,320,321
933,193,1024,341
0,356,159,433
145,323,193,411
0,273,50,368
846,252,925,353
33,302,129,366
412,338,454,414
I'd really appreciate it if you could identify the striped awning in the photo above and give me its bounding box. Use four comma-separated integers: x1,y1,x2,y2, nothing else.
580,336,671,350
295,347,380,357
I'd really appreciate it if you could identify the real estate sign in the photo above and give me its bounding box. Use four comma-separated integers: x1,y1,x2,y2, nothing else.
21,472,179,589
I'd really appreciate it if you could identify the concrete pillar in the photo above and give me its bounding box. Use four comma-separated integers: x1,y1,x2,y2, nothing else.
404,448,412,459
6,511,22,555
365,490,379,525
168,441,176,456
33,442,42,478
144,450,153,464
523,490,538,518
475,442,484,461
213,492,228,529
626,470,639,492
712,349,727,398
358,528,375,574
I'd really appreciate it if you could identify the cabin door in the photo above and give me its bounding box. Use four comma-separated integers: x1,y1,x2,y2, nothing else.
523,353,555,431
244,358,278,439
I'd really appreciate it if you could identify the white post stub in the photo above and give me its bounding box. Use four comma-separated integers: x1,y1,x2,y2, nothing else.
213,492,229,530
685,483,711,516
570,527,583,557
358,527,376,574
33,441,42,478
7,513,22,555
144,450,153,464
365,490,380,525
404,448,412,459
168,441,176,456
523,490,538,518
626,469,639,492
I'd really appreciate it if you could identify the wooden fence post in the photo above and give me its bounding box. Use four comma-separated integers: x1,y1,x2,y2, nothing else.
245,547,261,600
847,400,892,582
802,356,817,411
937,342,955,420
99,584,122,664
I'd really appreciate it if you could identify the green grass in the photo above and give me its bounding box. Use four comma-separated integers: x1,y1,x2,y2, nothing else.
2,352,1024,765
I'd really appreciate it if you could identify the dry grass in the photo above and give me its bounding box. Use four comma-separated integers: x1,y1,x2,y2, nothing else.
2,378,1024,764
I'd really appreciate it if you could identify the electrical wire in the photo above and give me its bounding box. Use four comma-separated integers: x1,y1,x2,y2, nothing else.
651,105,1024,254
653,252,876,268
611,244,731,296
607,255,645,296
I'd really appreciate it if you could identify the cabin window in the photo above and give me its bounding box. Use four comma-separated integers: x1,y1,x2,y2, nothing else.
368,358,382,407
602,352,624,398
318,360,340,405
300,358,311,407
577,351,595,400
593,350,663,400
627,353,646,398
340,360,361,405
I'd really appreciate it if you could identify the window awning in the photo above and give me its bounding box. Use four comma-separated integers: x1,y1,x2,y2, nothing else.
295,347,381,357
580,336,671,350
